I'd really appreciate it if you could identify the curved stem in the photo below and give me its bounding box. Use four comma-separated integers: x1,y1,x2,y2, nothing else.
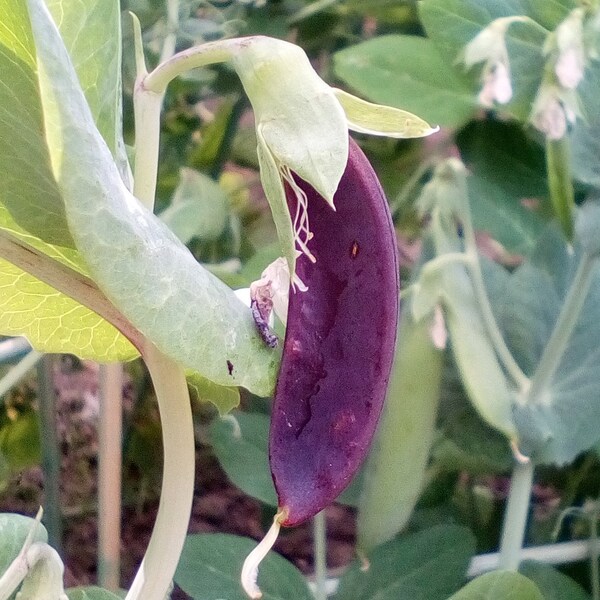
125,343,195,600
127,8,196,599
498,460,534,571
528,251,597,402
460,195,530,392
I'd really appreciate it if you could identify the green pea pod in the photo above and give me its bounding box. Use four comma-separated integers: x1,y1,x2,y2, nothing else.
357,305,443,552
442,264,517,440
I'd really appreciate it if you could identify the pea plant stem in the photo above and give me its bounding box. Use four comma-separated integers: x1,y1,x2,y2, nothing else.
527,251,597,402
126,7,198,598
125,344,195,600
498,460,535,571
498,251,597,572
132,29,238,212
459,187,529,393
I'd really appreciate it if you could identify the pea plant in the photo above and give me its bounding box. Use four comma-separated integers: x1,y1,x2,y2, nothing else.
1,0,600,599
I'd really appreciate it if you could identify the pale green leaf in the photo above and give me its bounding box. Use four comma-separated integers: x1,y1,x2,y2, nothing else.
523,0,575,30
333,35,476,128
0,0,74,250
174,533,313,600
27,0,279,395
0,513,47,575
571,61,600,189
335,525,474,600
0,2,137,362
449,571,543,600
45,0,122,156
160,169,229,245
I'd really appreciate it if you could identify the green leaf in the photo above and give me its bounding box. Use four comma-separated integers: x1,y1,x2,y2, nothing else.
174,533,313,600
571,61,600,189
490,226,600,464
0,0,74,250
334,525,475,600
45,0,123,157
208,412,277,506
419,0,547,123
457,121,549,255
67,587,125,600
519,561,590,600
27,0,279,396
448,570,543,600
523,0,575,31
333,35,476,129
0,257,136,361
0,513,47,575
0,2,138,362
186,371,240,415
159,169,229,245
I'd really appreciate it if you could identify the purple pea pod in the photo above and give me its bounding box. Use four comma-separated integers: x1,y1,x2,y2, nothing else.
270,136,400,526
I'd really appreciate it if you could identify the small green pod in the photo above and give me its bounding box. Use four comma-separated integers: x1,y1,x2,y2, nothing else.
357,304,443,552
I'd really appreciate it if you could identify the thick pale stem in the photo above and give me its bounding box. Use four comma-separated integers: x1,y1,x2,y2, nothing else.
498,460,534,571
125,343,195,600
133,89,164,210
132,37,241,208
528,252,597,402
128,10,196,599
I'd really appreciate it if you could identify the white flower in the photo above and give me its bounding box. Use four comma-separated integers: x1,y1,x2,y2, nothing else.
554,8,586,90
478,61,513,107
530,84,577,140
462,17,525,106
